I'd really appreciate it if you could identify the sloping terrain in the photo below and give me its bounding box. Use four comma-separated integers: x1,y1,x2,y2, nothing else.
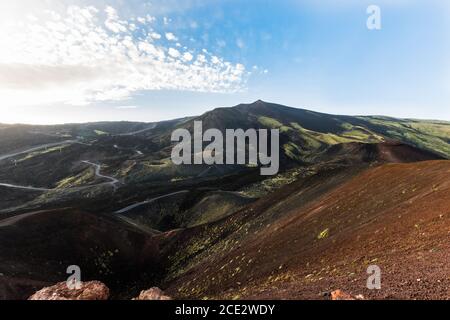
157,100,450,161
0,125,65,155
180,191,257,228
0,101,449,300
0,101,448,198
0,186,43,209
358,117,450,158
160,160,450,300
116,189,256,231
318,141,444,165
0,208,160,299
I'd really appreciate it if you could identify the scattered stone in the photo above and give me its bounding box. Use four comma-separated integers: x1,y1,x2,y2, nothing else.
133,287,172,300
330,289,364,300
331,290,355,300
29,281,109,300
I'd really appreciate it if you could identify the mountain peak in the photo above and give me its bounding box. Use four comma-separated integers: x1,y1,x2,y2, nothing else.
251,99,272,107
234,99,271,111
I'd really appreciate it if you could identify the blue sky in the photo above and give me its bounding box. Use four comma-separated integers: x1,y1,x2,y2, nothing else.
0,0,449,124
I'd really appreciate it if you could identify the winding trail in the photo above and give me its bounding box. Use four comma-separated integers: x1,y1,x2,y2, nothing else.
114,124,157,136
114,214,162,235
113,144,144,156
115,190,189,214
0,161,120,192
0,183,50,192
81,161,120,189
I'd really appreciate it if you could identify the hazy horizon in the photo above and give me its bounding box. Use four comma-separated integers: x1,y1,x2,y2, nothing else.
2,99,450,126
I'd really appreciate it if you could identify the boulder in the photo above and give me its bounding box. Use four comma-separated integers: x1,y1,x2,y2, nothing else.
133,287,172,300
28,281,109,300
330,290,364,300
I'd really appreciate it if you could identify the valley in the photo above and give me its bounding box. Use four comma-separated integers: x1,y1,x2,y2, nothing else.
0,101,449,300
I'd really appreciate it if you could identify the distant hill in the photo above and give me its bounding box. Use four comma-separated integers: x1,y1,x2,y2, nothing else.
141,100,450,160
2,100,449,159
0,100,449,300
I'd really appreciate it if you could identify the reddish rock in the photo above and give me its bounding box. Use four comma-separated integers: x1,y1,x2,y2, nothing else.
330,290,356,300
133,287,172,300
28,281,109,300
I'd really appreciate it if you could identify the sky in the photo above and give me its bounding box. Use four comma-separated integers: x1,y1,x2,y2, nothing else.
0,0,449,124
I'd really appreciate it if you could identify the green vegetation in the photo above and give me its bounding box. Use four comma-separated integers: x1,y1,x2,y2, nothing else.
94,130,109,135
56,169,94,189
317,228,330,239
258,116,283,129
239,167,314,198
122,159,174,183
184,192,255,227
291,122,383,146
18,145,69,162
361,117,450,158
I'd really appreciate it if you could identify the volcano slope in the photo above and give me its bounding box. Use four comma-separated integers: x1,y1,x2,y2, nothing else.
160,157,450,300
0,208,160,300
1,100,449,301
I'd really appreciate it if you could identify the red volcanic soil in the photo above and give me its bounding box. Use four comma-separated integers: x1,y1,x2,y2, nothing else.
374,141,443,162
321,141,444,164
163,160,450,300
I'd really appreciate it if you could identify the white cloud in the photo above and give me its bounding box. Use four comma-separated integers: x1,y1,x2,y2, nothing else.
183,52,193,62
146,14,156,23
0,5,247,107
104,6,127,33
149,32,162,39
196,54,207,64
168,48,180,58
165,32,178,41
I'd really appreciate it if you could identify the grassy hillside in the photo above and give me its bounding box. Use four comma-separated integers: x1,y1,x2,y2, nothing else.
356,117,450,158
158,101,450,163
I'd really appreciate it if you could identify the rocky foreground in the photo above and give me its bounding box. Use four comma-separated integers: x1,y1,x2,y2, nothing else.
29,281,363,300
29,281,172,300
